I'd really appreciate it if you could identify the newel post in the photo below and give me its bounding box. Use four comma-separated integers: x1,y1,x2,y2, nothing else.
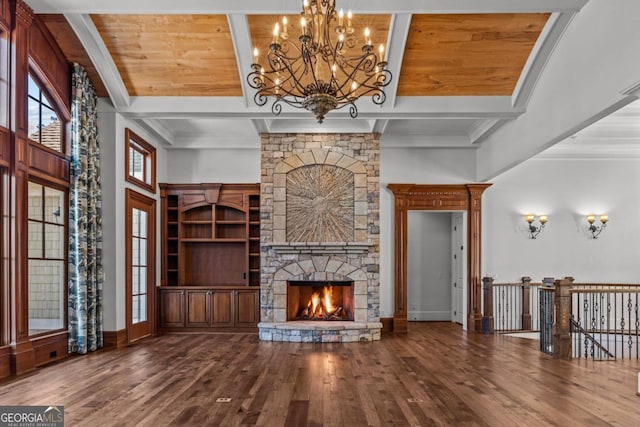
553,277,574,360
521,276,532,331
482,277,494,334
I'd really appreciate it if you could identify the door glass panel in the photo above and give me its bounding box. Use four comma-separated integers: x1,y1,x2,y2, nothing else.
131,208,148,325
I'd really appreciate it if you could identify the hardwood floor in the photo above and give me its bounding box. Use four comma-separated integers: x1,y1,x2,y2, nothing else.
1,322,639,426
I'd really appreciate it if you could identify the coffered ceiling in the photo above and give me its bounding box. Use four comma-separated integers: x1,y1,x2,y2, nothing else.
27,0,590,149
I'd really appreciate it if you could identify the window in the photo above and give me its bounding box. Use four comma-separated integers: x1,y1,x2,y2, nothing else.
27,181,66,335
27,74,62,152
125,128,156,193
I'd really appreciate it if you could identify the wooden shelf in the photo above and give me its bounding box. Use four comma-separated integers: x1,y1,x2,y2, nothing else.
181,238,246,243
160,183,260,329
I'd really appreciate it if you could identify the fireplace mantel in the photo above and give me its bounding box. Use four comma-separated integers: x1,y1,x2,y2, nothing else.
264,242,371,255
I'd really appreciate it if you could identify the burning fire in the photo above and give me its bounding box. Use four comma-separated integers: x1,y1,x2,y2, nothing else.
299,286,343,320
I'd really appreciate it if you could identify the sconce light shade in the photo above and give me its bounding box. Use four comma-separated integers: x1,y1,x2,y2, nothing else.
525,214,548,239
586,214,608,239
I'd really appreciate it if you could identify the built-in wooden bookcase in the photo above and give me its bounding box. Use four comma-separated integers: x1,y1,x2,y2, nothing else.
159,183,260,332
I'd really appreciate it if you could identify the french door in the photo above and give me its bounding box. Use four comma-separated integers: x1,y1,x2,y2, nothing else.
125,189,156,343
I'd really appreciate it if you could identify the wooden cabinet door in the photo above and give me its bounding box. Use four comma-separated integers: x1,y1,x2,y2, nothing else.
236,289,259,327
186,290,211,327
211,291,234,327
159,290,185,327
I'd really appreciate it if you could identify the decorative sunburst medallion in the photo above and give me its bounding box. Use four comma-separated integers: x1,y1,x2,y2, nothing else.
286,164,354,242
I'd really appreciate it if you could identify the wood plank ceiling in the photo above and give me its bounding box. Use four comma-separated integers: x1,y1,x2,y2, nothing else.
42,13,550,98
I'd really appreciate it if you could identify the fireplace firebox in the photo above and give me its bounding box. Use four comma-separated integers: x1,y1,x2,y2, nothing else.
287,280,354,321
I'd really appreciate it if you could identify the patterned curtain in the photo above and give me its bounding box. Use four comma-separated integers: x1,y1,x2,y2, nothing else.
68,63,103,353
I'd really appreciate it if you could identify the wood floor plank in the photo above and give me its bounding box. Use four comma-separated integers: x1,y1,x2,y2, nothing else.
1,323,640,426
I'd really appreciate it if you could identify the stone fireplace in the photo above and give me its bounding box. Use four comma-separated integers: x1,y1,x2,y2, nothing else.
259,133,381,342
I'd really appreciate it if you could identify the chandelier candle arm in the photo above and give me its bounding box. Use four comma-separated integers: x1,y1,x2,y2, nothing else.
247,0,392,123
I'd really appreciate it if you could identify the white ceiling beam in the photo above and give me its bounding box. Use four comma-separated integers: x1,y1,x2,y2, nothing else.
227,14,254,107
26,0,589,14
251,119,270,134
382,14,411,109
372,119,390,134
116,96,522,119
467,119,504,144
512,12,577,109
64,14,130,108
134,119,176,146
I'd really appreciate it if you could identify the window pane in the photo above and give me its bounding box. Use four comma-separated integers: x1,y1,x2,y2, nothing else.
138,238,147,266
132,237,140,266
28,259,64,334
27,95,40,144
27,74,39,98
28,74,62,152
28,182,43,221
129,147,145,181
39,104,61,151
44,187,64,224
132,295,147,324
44,224,64,259
132,208,140,236
28,220,42,258
133,266,147,296
138,210,147,238
137,267,146,296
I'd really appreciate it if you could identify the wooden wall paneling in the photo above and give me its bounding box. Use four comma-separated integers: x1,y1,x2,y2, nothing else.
31,332,68,367
28,142,70,186
387,183,491,334
9,1,36,375
28,16,71,118
12,0,31,137
0,0,8,24
0,128,8,167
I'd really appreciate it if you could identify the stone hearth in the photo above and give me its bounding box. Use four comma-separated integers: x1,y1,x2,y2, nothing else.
259,133,381,342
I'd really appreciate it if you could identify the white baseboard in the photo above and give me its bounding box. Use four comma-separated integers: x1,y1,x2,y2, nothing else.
408,310,451,321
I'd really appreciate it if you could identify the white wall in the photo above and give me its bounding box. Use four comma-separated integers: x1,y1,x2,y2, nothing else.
379,147,477,317
483,157,640,283
98,100,169,331
166,149,260,183
408,212,452,321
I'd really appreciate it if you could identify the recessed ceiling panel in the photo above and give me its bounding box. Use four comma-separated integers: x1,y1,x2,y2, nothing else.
398,13,550,96
91,14,242,96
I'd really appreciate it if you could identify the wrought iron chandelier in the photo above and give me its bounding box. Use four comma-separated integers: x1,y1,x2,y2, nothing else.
247,0,392,123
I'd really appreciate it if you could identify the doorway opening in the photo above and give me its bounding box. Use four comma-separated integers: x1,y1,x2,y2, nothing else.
408,211,467,329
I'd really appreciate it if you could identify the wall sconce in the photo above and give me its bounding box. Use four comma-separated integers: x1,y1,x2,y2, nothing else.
586,214,608,239
525,214,548,239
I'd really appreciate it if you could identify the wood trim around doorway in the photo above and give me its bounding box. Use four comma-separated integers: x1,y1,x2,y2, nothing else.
387,183,491,333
